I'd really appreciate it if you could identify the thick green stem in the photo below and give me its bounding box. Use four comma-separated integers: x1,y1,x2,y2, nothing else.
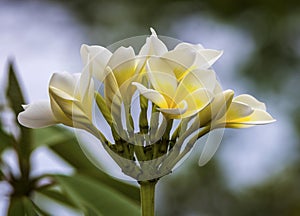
139,180,157,216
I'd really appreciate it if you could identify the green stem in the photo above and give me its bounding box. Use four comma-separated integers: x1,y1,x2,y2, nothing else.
139,180,157,216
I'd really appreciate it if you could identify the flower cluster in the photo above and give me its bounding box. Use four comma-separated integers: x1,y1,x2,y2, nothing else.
18,28,275,180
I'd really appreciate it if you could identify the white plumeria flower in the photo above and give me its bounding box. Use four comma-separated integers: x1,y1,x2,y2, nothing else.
18,64,94,131
17,28,276,183
224,94,275,128
133,60,217,119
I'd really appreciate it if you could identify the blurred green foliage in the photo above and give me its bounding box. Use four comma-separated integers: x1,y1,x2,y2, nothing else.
159,156,300,216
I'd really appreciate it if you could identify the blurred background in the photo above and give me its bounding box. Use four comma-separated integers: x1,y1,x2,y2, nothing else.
1,0,300,215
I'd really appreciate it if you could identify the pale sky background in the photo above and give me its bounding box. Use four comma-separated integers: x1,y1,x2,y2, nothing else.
0,1,295,214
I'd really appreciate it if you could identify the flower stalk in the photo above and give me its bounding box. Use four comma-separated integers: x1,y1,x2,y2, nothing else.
139,180,158,216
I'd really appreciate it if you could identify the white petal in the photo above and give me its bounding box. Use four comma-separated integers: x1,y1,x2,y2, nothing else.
80,44,112,82
175,43,223,68
132,82,168,108
18,101,58,128
175,42,204,51
49,72,80,97
139,28,168,56
80,56,93,100
198,128,224,166
233,94,266,110
80,44,112,65
196,49,223,68
108,46,135,70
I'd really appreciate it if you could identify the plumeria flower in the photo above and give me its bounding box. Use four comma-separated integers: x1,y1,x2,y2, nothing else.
223,94,275,128
17,28,276,181
133,62,217,119
81,28,223,104
18,64,95,132
81,44,136,106
17,28,276,216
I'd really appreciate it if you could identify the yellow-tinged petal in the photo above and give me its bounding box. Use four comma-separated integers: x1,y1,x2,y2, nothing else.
146,60,177,98
104,67,122,108
132,82,168,108
49,93,73,126
106,46,137,92
213,90,234,120
157,100,188,118
49,87,91,124
17,101,58,128
48,72,94,127
180,88,213,118
233,94,266,110
161,47,197,80
226,101,254,122
226,109,276,128
198,89,234,126
174,69,216,103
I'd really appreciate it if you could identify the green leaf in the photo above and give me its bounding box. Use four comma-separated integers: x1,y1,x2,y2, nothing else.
54,174,140,216
6,62,25,117
5,61,32,177
8,197,39,216
6,61,31,149
32,126,73,150
0,128,13,153
37,187,77,208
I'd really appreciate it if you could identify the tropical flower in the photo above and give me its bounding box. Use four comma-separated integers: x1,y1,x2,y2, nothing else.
133,65,216,119
17,28,276,216
131,30,224,119
18,65,94,132
18,28,276,179
224,94,275,128
197,90,275,128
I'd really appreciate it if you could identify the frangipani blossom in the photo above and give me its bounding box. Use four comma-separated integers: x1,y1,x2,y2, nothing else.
17,28,276,185
224,94,275,128
18,65,94,131
81,44,137,106
133,62,217,119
